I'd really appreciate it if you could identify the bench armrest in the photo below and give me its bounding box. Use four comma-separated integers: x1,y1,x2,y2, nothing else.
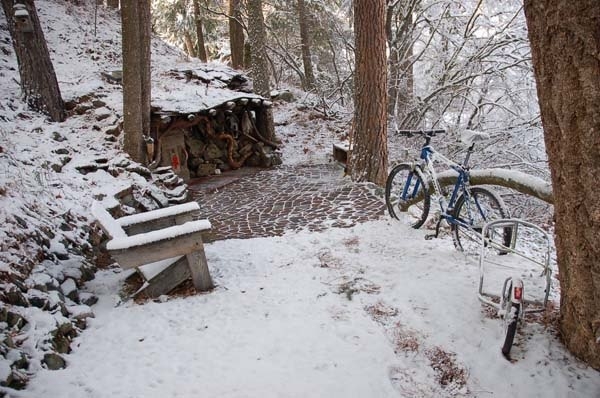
117,202,201,236
91,201,127,239
107,219,211,250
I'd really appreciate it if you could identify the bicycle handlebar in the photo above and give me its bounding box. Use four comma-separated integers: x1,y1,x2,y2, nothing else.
396,129,446,138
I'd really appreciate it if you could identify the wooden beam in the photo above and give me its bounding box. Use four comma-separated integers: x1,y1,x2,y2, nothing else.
108,230,208,269
138,256,190,298
186,238,214,292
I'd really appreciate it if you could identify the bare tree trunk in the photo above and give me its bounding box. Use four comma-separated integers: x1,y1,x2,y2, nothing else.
297,0,315,90
247,0,270,97
139,0,151,140
228,0,245,69
121,0,151,163
183,30,196,58
192,0,207,62
349,0,388,185
386,1,416,125
524,0,600,369
247,0,275,141
1,0,65,122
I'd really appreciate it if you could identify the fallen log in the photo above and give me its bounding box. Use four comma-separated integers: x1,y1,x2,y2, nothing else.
394,166,553,209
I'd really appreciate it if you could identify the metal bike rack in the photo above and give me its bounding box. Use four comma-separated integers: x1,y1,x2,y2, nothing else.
477,218,552,314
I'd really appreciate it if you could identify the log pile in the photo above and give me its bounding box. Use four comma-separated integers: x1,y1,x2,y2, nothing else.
150,97,281,179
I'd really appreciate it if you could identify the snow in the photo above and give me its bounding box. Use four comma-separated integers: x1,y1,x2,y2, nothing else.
59,278,77,296
116,201,200,227
91,201,127,239
471,168,553,199
105,219,211,251
0,1,597,397
22,224,600,398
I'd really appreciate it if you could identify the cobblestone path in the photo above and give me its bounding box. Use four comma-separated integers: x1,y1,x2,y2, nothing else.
189,163,386,241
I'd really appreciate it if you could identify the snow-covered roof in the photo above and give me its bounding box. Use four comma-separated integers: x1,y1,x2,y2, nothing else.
151,66,264,115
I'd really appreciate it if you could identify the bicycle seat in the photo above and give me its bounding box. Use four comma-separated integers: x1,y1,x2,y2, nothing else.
460,130,490,146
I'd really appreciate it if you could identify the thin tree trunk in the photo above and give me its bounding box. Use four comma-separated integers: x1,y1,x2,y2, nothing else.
1,0,65,122
349,0,388,185
192,0,207,62
247,0,274,141
247,0,270,97
121,0,149,163
183,30,196,58
297,0,315,90
139,0,151,140
524,0,600,369
228,0,244,69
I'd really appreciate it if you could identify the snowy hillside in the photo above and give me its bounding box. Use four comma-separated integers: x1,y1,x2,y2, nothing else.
0,1,598,397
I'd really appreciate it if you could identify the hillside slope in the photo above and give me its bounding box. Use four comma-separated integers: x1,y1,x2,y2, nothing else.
0,0,231,389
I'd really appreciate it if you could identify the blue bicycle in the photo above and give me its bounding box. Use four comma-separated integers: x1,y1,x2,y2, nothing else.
385,129,511,252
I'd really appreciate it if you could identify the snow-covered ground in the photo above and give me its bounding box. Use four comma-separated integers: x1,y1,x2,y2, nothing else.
21,223,600,397
0,1,598,397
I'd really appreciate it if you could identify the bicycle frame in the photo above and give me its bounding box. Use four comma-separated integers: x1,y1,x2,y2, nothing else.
417,138,476,228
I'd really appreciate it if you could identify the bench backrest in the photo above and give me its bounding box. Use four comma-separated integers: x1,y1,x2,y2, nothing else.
91,201,128,239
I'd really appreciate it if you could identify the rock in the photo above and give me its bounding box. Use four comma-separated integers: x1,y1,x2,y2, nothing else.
196,163,216,177
204,143,223,160
3,368,28,389
79,292,98,306
75,164,98,174
51,131,67,142
12,215,28,229
60,156,72,166
47,290,65,310
60,279,78,302
28,273,59,292
274,90,295,102
126,165,152,178
74,104,92,115
0,359,10,386
105,125,121,136
92,100,106,108
67,304,94,329
79,263,96,282
6,312,26,330
51,322,77,354
95,113,111,122
187,138,206,158
42,353,66,370
53,148,70,155
26,289,50,310
6,349,29,370
62,266,82,281
1,287,29,307
51,163,62,173
3,334,15,349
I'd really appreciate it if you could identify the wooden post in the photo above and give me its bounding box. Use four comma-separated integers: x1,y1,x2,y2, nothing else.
186,239,214,291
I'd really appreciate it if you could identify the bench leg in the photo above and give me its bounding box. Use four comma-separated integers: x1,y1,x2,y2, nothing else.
185,241,214,292
137,257,190,298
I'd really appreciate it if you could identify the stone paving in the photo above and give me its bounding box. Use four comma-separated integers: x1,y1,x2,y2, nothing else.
188,163,386,242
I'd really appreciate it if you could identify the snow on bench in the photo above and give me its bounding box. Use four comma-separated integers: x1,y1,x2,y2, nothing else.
91,201,213,298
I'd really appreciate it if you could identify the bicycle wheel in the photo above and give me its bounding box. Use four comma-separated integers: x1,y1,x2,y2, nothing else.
502,303,520,358
451,186,510,253
385,163,430,229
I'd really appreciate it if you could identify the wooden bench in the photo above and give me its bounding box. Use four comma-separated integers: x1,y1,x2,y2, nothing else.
91,201,213,298
333,141,351,165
